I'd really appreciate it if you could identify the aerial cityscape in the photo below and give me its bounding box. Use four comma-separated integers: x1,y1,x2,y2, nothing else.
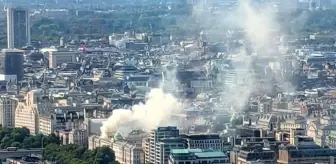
0,0,336,163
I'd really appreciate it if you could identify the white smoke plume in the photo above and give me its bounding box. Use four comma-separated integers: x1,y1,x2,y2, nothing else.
219,0,271,113
160,62,178,91
240,1,278,52
100,88,180,138
192,0,299,114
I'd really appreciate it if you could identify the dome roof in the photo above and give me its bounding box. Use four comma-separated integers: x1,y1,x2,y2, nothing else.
114,133,123,141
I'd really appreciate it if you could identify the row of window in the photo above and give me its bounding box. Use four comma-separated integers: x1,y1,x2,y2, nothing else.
190,140,222,144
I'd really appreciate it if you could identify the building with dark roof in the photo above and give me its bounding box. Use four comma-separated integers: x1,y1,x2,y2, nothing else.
180,134,229,152
0,49,24,82
278,128,336,164
230,137,285,164
237,146,276,164
304,52,336,65
39,110,85,135
113,64,139,80
277,143,336,164
125,75,151,87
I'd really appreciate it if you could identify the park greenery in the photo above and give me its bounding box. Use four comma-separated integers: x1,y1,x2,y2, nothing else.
43,144,119,164
0,126,59,149
29,4,193,42
0,126,118,164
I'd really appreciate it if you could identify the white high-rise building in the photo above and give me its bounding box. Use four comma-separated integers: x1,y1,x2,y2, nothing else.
143,126,185,164
0,95,17,128
7,7,31,49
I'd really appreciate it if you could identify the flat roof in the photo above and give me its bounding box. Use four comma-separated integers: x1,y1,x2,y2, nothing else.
195,151,226,158
171,149,226,158
1,49,24,53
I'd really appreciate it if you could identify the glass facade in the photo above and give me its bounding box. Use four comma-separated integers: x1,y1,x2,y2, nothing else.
13,10,28,48
0,52,23,81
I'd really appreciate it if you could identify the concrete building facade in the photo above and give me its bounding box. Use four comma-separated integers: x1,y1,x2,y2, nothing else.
48,51,77,68
113,141,144,164
15,90,49,135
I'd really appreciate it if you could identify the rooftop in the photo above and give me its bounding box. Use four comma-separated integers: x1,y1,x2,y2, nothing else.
171,149,227,159
180,133,221,140
1,49,24,53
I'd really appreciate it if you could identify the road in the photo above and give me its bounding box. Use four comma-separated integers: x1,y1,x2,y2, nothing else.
0,148,43,159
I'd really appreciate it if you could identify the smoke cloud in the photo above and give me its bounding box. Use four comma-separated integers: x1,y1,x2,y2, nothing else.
100,88,180,138
100,0,303,137
193,0,298,113
241,1,278,52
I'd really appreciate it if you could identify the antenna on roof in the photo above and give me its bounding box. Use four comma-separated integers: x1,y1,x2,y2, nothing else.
3,0,7,11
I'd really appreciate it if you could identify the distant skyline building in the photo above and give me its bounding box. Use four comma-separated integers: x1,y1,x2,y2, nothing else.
7,7,31,49
187,0,209,5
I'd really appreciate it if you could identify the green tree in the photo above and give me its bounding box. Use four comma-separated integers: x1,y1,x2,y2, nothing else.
43,143,60,162
11,142,21,147
43,144,117,164
0,126,61,149
94,146,116,164
22,137,34,148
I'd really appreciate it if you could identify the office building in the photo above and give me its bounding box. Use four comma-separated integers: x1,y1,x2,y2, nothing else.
7,7,30,49
0,95,17,127
169,149,229,164
229,136,285,164
48,51,77,68
277,128,336,164
15,90,49,135
279,116,307,132
0,49,24,81
278,136,336,164
181,134,228,152
143,126,185,164
237,146,276,164
113,64,139,80
58,130,70,145
68,129,88,147
156,137,187,164
88,135,113,150
39,111,84,135
113,140,144,164
39,115,56,135
15,92,39,135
